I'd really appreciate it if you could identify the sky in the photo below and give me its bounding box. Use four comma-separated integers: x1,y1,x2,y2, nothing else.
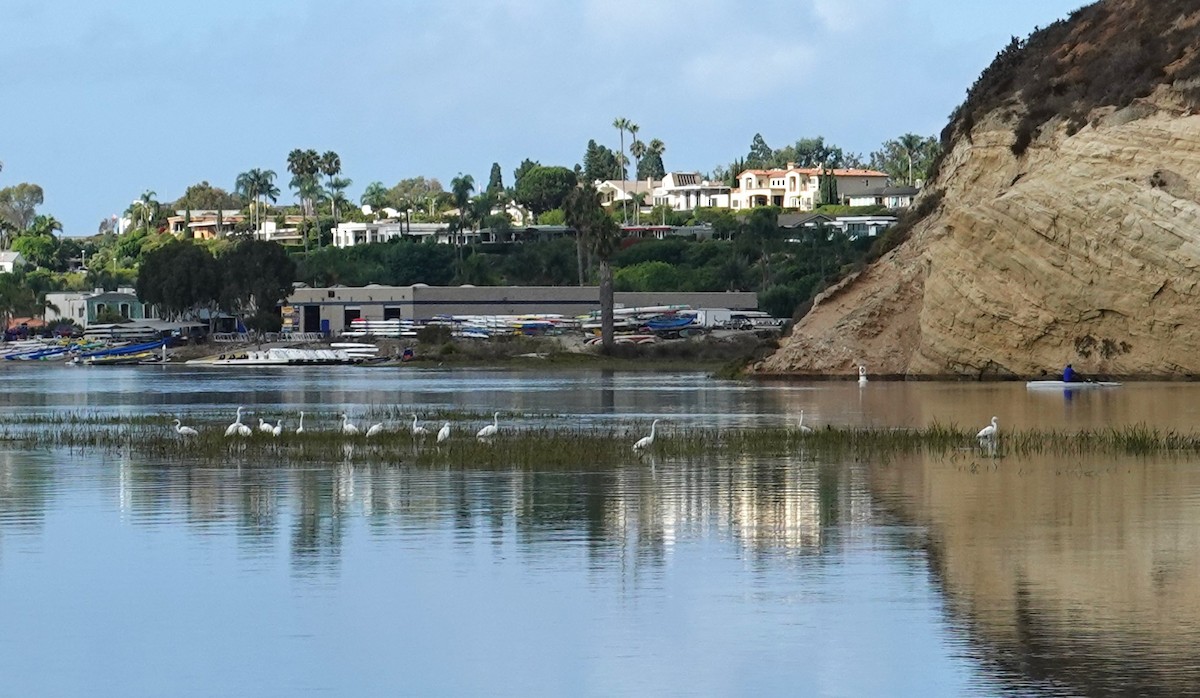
0,0,1088,236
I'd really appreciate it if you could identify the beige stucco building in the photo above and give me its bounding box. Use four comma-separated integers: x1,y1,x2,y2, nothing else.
730,165,889,210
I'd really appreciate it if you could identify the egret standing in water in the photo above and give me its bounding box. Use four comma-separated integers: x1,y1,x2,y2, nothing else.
258,417,275,434
633,419,660,451
366,422,385,438
977,416,999,440
477,412,500,439
411,414,429,438
858,365,868,385
437,421,451,443
225,406,251,437
341,413,360,436
172,419,198,437
798,410,813,434
272,420,284,438
295,411,305,434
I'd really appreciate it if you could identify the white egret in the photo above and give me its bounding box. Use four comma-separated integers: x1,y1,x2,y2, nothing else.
172,419,198,437
798,410,813,434
296,411,305,434
411,414,429,438
258,417,275,434
272,420,284,437
225,406,250,437
477,411,500,439
977,416,999,440
858,365,868,385
437,422,451,443
341,413,360,436
633,419,659,451
366,422,385,438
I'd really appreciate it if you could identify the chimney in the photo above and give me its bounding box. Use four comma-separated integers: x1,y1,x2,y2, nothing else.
785,162,796,170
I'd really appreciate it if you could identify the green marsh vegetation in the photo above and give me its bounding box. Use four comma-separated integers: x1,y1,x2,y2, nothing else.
2,413,1198,468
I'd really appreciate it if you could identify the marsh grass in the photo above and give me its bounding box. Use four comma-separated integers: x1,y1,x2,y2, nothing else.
0,416,1197,468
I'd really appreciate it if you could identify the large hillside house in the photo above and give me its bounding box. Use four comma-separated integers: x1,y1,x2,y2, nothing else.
651,172,731,211
845,185,921,209
730,165,889,211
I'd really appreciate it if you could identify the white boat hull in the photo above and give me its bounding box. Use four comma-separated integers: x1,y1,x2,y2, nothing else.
1026,380,1122,389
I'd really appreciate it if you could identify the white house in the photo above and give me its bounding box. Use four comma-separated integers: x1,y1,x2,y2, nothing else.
595,179,661,210
0,251,26,273
845,185,921,209
333,220,454,248
730,165,890,211
651,172,731,211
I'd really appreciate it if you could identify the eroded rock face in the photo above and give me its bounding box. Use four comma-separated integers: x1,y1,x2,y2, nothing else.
759,92,1200,378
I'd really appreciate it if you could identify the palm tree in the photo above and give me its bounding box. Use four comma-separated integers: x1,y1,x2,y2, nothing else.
361,181,390,219
612,117,631,224
898,133,924,186
629,139,646,225
126,190,159,232
320,151,342,224
565,183,621,352
257,170,280,233
288,149,321,249
234,170,256,230
450,173,474,250
328,177,352,221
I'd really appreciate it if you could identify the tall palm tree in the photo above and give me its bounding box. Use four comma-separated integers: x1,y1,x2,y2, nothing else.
898,133,924,186
450,173,474,249
629,139,646,225
320,151,342,224
612,117,631,224
234,170,256,230
126,190,159,232
257,170,280,234
288,149,321,249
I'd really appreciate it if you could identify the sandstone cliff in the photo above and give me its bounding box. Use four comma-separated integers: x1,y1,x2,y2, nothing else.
759,0,1200,378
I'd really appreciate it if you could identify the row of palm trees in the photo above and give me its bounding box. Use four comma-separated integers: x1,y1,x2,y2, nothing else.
611,117,665,225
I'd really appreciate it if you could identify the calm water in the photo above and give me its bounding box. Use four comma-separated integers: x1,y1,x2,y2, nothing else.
2,366,1199,697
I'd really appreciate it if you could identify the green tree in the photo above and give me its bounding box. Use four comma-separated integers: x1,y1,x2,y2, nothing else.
486,162,504,195
565,183,620,352
137,240,222,322
287,148,321,249
220,239,295,331
0,183,45,234
869,133,940,185
637,139,666,180
513,166,577,223
361,181,391,218
818,166,839,206
746,133,774,168
450,173,475,245
126,190,160,233
582,140,619,183
513,159,540,188
319,151,343,224
388,176,443,207
175,181,241,211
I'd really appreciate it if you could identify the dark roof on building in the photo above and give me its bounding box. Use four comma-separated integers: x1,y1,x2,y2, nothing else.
777,213,834,229
856,185,921,198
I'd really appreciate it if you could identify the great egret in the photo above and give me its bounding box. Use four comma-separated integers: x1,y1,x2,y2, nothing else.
977,416,999,440
366,422,385,438
172,418,198,437
858,365,868,385
411,414,429,438
633,419,659,451
798,410,813,434
258,417,275,434
476,411,500,439
225,406,251,437
272,420,284,437
296,411,305,434
341,414,360,436
437,421,451,443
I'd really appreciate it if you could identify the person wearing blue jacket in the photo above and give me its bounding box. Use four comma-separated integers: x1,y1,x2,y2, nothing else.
1062,364,1076,382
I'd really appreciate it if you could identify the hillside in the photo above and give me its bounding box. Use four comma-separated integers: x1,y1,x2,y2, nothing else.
757,0,1200,378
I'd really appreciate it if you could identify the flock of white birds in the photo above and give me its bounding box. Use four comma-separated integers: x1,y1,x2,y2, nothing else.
168,367,1001,452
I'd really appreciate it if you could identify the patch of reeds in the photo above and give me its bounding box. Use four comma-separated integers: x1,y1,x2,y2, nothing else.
0,416,1197,468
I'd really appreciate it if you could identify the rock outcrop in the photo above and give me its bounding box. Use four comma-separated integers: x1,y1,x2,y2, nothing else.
758,0,1200,378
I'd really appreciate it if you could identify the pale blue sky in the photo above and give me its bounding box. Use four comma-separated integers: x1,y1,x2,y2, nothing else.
0,0,1086,235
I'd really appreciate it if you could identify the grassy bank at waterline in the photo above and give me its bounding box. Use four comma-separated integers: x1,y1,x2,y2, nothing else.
1,413,1197,466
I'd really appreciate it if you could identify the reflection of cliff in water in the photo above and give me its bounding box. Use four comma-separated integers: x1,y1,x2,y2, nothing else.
870,451,1200,696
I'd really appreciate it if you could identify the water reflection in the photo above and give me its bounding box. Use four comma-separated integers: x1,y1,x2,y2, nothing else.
872,451,1200,695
